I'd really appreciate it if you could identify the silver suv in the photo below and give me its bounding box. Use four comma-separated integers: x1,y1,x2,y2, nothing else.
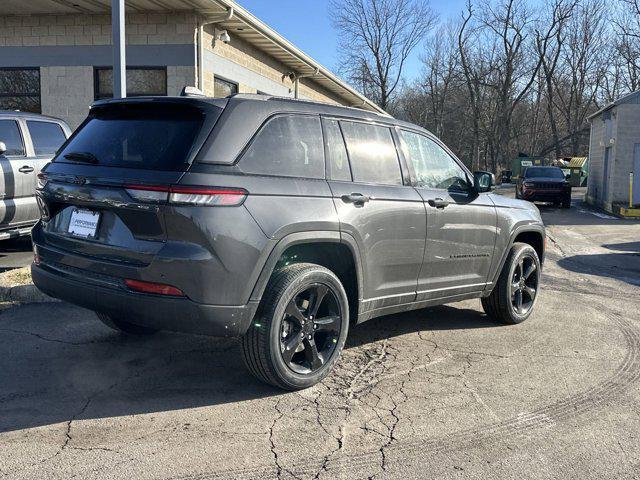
0,112,70,240
31,94,545,390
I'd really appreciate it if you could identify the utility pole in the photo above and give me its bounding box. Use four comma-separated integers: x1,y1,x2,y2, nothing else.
112,0,126,98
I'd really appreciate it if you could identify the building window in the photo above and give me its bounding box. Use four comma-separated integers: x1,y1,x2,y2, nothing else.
94,67,167,100
214,77,238,98
0,68,41,113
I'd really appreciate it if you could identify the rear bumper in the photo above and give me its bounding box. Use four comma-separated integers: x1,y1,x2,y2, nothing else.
31,263,258,337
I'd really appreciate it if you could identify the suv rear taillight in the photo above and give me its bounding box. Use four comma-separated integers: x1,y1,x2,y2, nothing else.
124,185,248,206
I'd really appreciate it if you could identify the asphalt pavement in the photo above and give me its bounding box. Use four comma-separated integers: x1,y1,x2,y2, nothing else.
1,188,639,479
0,236,33,273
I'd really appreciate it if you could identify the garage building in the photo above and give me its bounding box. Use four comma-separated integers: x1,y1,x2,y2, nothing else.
0,0,384,129
587,90,640,213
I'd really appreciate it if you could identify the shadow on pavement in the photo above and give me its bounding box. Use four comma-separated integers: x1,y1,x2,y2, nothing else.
557,253,640,287
602,241,640,253
0,302,497,434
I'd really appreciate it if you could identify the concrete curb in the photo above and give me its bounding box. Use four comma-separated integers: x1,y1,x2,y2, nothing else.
0,283,58,304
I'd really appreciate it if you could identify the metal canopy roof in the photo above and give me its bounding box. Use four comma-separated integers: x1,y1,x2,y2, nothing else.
2,0,386,115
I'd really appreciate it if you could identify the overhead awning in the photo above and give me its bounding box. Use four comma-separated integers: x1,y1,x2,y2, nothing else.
568,157,587,168
2,0,386,115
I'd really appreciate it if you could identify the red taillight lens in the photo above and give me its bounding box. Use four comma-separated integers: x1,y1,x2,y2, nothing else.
169,186,247,206
124,185,247,206
124,279,185,297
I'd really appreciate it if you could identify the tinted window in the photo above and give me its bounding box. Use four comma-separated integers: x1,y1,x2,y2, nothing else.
340,122,401,185
400,130,469,190
56,104,207,171
324,119,351,181
0,68,40,113
27,121,66,156
95,67,167,100
240,115,324,179
524,167,564,179
0,120,25,156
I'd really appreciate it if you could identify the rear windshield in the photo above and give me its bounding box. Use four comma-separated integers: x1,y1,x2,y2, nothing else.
524,167,564,179
55,103,207,171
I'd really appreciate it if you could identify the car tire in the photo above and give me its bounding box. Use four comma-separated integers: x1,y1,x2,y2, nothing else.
240,263,349,391
562,196,571,208
96,312,160,335
481,242,541,325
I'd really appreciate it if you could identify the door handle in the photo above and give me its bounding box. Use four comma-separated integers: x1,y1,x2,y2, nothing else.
341,193,370,205
18,165,34,174
428,198,449,209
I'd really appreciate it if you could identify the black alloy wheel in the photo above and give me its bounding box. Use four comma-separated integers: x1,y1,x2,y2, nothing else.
510,254,539,315
481,242,541,325
240,263,350,390
279,283,342,374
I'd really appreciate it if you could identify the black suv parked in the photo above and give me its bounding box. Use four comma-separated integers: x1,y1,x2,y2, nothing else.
516,166,571,208
32,94,545,390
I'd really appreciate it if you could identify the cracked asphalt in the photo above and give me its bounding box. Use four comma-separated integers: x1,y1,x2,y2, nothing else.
1,188,640,479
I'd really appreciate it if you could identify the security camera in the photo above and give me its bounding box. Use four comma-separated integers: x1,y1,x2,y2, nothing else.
218,30,231,43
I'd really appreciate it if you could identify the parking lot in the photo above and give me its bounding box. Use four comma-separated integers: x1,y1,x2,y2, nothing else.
1,188,639,479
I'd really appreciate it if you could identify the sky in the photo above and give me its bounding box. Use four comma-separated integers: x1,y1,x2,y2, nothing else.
237,0,468,82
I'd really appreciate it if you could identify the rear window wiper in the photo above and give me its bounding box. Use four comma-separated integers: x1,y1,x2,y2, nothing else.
63,151,99,164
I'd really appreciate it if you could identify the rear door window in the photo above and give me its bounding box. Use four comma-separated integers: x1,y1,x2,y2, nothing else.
27,121,67,156
323,119,351,181
340,121,402,185
240,114,324,179
0,120,25,156
56,104,207,171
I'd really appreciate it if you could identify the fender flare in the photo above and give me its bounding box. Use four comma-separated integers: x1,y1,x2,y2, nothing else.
249,230,365,304
488,223,546,288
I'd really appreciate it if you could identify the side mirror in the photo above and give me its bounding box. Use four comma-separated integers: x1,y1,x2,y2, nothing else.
565,174,571,180
474,171,495,193
0,142,6,155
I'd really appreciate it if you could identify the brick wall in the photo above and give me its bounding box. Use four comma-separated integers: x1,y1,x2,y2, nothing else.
587,118,606,205
40,66,94,128
0,13,196,47
0,12,364,128
587,104,640,209
201,26,345,105
611,105,640,205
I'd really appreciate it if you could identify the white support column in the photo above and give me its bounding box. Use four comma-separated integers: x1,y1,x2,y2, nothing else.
112,0,126,98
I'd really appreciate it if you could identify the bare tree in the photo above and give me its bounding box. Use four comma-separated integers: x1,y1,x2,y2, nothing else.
330,0,437,110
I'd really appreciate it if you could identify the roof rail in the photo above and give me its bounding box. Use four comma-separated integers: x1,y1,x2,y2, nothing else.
226,93,391,117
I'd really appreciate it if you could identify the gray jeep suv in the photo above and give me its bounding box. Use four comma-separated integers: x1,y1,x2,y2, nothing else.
31,94,545,390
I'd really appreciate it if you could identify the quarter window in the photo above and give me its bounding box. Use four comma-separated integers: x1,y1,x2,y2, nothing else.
240,115,324,179
0,120,25,156
340,121,402,185
0,68,41,113
323,119,351,181
214,77,238,98
95,67,167,100
400,130,469,190
27,121,67,156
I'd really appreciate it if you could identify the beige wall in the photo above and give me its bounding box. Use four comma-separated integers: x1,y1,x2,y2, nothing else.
0,12,196,47
0,12,359,128
587,104,640,210
201,26,345,105
40,66,94,129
